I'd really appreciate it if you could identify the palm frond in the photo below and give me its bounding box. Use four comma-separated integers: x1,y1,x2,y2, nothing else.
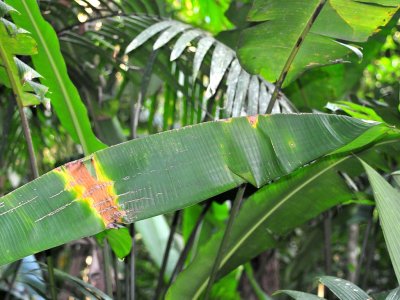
125,19,294,117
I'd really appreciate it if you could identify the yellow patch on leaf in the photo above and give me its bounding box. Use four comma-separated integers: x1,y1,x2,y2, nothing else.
56,158,124,228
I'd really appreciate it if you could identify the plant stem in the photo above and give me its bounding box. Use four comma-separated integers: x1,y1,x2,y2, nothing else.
204,184,246,300
0,26,39,179
131,50,158,139
103,241,113,297
114,257,121,300
125,224,136,300
361,218,378,289
244,263,272,300
0,23,57,299
154,210,182,300
46,252,57,300
4,261,22,300
165,202,211,293
266,0,327,113
323,210,332,275
354,207,373,284
126,52,158,300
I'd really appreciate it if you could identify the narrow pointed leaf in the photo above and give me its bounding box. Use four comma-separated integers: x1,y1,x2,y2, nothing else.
153,22,190,50
0,1,16,16
319,276,371,300
170,29,202,61
125,20,174,53
232,70,250,117
14,57,40,81
276,290,325,300
0,114,391,266
192,36,214,81
259,83,270,114
361,160,400,284
225,59,241,116
247,76,260,116
205,43,234,99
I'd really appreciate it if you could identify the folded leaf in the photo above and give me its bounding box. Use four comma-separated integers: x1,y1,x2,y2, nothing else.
0,114,391,265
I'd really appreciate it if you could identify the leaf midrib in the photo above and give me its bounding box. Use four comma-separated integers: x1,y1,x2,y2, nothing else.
192,155,347,299
192,139,399,298
21,0,89,154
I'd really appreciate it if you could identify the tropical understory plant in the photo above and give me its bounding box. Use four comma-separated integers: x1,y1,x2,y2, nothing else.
0,0,400,299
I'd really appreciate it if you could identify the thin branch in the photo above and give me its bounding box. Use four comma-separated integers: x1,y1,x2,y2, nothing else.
125,50,159,300
4,261,22,300
46,252,57,300
103,241,113,297
113,252,122,300
154,210,182,300
0,24,55,298
361,217,379,289
56,12,156,36
131,50,158,139
165,202,211,293
244,263,273,300
266,0,328,113
354,207,373,284
323,210,332,275
204,184,247,300
125,224,136,300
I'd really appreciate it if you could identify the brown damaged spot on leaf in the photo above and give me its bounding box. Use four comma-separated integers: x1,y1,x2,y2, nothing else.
247,115,258,128
62,159,125,228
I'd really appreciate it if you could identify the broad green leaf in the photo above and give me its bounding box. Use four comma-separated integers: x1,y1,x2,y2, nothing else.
237,0,399,85
0,114,391,266
276,290,325,300
96,228,132,259
319,276,370,300
7,0,106,154
97,116,183,277
167,156,355,299
361,160,400,284
326,101,384,122
284,13,398,110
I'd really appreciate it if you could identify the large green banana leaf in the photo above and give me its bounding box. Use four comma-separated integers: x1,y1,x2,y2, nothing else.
167,140,400,299
166,156,353,299
0,114,393,265
237,0,400,85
